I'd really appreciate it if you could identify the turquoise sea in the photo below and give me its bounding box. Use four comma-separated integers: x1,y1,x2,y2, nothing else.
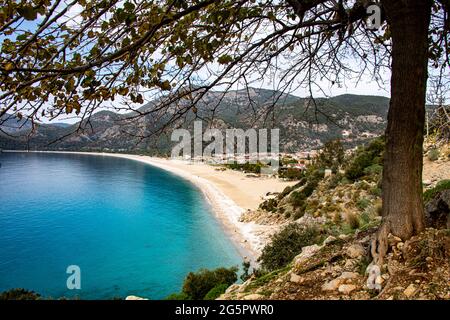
0,152,241,299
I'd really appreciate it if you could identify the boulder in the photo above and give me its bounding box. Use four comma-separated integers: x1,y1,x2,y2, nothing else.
323,235,337,245
339,272,359,280
243,294,265,300
225,284,241,294
125,295,148,300
294,244,322,268
338,284,357,294
403,284,417,298
346,244,365,259
322,279,342,291
289,273,303,283
424,189,450,229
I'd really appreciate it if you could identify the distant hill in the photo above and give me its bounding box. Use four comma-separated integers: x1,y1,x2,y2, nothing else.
0,88,391,153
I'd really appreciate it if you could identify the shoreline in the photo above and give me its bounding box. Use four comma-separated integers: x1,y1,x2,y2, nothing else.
3,150,295,264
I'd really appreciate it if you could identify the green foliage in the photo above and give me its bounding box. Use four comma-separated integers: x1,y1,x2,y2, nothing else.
240,261,251,282
363,164,383,176
345,137,385,181
259,198,278,212
427,148,440,161
356,197,371,210
315,139,345,171
182,267,238,300
0,288,40,300
357,256,371,275
423,179,450,202
165,292,190,300
279,168,304,180
346,212,360,231
226,162,263,174
203,283,229,300
258,224,322,272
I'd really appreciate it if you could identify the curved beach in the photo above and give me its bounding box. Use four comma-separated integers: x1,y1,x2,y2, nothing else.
4,151,295,263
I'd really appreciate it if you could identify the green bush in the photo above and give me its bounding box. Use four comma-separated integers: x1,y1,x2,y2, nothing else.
279,168,304,180
258,224,322,272
182,267,238,300
423,179,450,202
345,137,385,181
165,292,190,300
364,164,383,176
259,198,278,212
240,261,251,282
0,289,40,300
427,148,440,161
203,283,229,300
356,197,371,210
315,139,345,171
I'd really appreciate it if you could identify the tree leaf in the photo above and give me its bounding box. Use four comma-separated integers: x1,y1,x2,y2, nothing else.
18,6,38,21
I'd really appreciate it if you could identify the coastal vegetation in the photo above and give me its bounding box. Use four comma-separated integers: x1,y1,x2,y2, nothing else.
258,224,322,272
166,267,238,300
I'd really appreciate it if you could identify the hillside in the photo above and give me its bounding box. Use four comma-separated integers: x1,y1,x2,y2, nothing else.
219,141,450,300
0,89,390,153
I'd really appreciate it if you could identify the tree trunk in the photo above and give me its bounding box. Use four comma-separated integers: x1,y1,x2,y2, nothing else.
372,0,432,264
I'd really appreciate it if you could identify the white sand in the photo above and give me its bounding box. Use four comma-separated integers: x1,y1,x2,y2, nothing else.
5,151,296,263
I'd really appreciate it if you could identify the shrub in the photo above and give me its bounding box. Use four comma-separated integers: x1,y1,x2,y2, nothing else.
0,289,40,300
427,148,440,161
240,261,251,282
346,212,360,230
423,179,450,202
315,139,345,171
370,186,382,197
345,137,385,181
279,168,305,180
258,224,322,272
259,198,278,212
182,267,238,300
363,164,383,176
203,284,229,300
165,292,190,300
356,197,371,210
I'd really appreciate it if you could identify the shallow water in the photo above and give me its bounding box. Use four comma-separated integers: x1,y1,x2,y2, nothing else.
0,152,241,299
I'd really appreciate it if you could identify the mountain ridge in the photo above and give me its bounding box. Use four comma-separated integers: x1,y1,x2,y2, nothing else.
0,88,391,153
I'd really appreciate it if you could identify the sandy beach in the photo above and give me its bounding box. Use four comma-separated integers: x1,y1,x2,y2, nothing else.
5,151,296,263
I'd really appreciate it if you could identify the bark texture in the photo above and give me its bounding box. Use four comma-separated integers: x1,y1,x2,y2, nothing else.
372,0,432,264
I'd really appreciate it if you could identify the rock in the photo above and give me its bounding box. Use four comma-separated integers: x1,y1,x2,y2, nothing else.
243,294,265,300
290,273,303,283
344,259,356,270
323,235,337,245
387,233,403,246
339,272,359,280
404,284,417,298
322,279,342,291
338,234,350,241
423,180,432,186
294,244,322,267
346,244,365,259
125,295,148,300
424,189,450,229
225,284,241,294
338,284,357,294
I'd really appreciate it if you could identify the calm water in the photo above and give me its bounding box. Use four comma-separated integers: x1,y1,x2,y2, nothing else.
0,152,241,299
